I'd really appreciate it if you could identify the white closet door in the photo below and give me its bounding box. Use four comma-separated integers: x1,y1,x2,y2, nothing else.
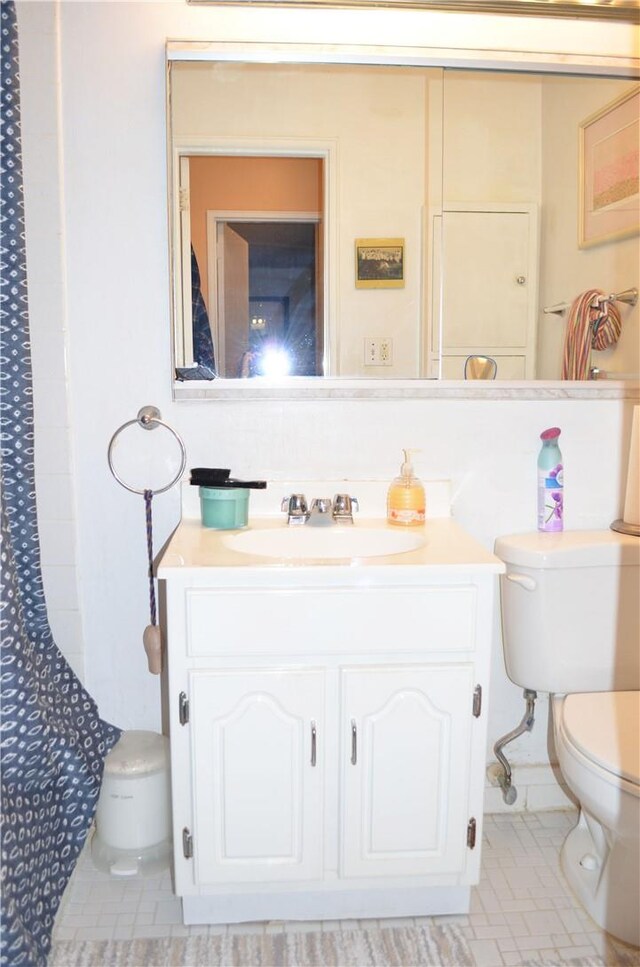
441,205,538,378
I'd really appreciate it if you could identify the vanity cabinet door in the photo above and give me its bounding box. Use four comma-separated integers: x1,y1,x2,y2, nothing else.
190,668,324,885
341,664,474,879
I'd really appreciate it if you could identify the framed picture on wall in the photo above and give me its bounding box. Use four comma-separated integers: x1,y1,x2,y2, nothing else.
579,85,640,248
355,238,405,288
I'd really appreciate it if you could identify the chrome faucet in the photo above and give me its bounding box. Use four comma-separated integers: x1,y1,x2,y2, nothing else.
281,492,359,525
280,493,309,525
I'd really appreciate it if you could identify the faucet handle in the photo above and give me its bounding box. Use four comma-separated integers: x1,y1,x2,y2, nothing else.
332,494,359,521
281,493,308,522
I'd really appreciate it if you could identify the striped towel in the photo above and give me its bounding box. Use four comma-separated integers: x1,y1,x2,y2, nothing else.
562,288,622,380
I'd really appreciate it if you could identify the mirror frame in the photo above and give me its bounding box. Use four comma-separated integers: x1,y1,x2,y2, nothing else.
186,0,640,22
167,40,639,402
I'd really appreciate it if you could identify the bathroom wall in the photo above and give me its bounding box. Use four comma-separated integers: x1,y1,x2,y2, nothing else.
442,72,542,205
19,1,86,680
17,2,638,797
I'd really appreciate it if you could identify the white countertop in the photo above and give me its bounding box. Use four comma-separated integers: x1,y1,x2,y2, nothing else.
157,516,504,575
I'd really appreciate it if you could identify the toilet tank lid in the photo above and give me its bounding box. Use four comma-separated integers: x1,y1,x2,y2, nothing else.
562,692,640,786
495,531,640,569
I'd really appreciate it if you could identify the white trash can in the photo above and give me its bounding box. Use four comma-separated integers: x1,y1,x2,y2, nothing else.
91,730,171,877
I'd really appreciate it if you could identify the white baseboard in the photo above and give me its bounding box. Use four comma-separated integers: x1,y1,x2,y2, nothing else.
183,886,470,925
484,761,578,814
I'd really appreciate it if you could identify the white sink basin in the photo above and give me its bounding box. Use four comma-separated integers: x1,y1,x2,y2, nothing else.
222,525,425,560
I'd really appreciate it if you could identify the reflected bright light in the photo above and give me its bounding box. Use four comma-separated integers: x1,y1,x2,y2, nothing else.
258,347,291,377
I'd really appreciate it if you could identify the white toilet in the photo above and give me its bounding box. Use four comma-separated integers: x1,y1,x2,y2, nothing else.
495,530,640,947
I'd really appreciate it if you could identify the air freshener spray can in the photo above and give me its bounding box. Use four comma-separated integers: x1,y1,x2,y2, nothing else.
537,427,563,532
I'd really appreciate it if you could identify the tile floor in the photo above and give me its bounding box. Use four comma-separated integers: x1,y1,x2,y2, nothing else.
52,810,639,966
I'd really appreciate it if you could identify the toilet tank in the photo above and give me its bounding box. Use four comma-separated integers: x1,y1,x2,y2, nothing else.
495,531,640,694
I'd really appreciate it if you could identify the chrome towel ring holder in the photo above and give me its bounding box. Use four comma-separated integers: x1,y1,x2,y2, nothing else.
107,405,187,495
107,406,187,675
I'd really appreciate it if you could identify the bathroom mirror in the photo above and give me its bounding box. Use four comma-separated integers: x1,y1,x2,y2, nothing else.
167,54,639,386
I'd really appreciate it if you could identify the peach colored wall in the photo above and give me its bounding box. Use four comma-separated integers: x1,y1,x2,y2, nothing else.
189,156,323,307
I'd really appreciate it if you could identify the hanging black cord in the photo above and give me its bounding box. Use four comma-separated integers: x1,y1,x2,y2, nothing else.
143,489,157,627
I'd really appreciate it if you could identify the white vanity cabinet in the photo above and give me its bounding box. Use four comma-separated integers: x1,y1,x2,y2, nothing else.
158,517,503,925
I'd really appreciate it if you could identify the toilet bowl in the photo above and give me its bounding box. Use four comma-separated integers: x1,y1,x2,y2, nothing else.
552,692,640,947
494,531,640,946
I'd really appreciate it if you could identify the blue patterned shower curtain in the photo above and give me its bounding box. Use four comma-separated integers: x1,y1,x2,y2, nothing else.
0,4,120,963
175,246,216,380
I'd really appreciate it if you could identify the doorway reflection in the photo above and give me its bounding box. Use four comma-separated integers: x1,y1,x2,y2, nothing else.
183,152,325,378
219,221,321,377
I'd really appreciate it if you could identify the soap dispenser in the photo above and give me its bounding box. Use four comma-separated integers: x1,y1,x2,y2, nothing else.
387,449,425,526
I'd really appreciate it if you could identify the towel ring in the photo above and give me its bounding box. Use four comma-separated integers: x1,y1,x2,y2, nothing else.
107,406,187,495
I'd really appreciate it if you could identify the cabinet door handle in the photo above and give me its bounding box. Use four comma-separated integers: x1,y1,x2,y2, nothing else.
311,720,317,767
350,719,357,765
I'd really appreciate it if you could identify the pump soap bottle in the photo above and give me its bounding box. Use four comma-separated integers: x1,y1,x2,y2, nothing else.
387,449,425,526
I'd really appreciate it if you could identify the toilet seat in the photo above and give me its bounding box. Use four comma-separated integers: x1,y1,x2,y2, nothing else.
558,691,640,788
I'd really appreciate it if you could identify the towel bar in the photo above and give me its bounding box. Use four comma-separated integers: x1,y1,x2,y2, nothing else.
544,287,638,316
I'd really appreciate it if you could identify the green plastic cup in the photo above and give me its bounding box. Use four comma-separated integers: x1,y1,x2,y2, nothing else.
199,487,250,530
